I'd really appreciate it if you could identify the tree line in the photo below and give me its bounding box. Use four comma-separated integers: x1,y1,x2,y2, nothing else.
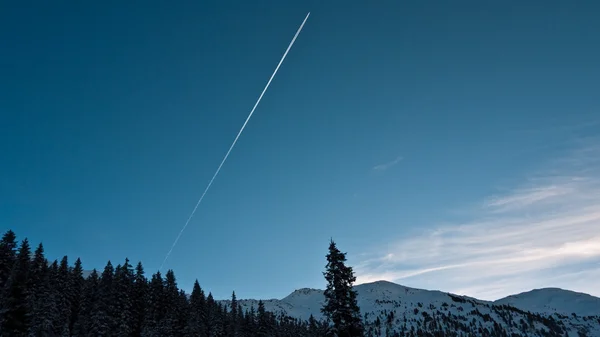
0,230,364,336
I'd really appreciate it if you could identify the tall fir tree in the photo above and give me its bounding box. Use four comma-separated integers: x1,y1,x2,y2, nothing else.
78,268,100,335
131,261,147,337
205,292,218,336
257,299,272,337
1,238,31,335
91,261,116,336
27,243,55,336
176,289,190,335
237,303,245,335
230,290,239,336
244,305,258,336
0,230,18,293
162,269,182,335
114,258,135,336
321,239,364,337
53,255,72,336
26,243,46,309
188,280,207,336
144,271,166,336
70,257,85,334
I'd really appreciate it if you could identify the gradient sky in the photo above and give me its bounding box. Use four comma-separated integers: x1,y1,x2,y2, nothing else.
1,1,599,301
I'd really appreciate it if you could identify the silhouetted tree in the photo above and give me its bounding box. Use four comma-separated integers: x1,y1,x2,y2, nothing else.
0,230,18,292
321,239,364,337
230,290,240,336
1,238,31,335
131,261,147,336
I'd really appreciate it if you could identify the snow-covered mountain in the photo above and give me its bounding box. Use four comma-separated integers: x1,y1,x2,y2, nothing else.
495,287,600,317
221,280,600,337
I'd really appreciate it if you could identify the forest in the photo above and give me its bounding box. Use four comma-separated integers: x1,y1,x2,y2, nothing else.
0,230,359,337
2,230,590,337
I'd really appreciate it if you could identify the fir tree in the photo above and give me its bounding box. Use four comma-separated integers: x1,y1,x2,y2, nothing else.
162,269,182,335
321,239,364,337
131,261,147,336
114,258,134,336
26,243,46,308
70,257,85,334
52,255,72,335
91,261,116,336
176,289,190,336
230,290,239,336
0,230,18,291
244,305,257,336
257,299,272,337
1,238,31,335
188,280,206,336
309,314,319,334
27,243,55,336
144,271,166,336
47,260,61,332
78,269,100,335
205,292,219,336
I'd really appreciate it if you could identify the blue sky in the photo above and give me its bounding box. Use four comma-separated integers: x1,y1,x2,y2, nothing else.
1,1,599,300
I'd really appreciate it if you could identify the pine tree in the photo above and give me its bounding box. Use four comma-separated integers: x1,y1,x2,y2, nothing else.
243,305,257,336
27,243,55,336
162,269,182,335
257,299,272,337
205,292,217,337
114,258,134,336
131,261,147,336
144,271,166,336
321,239,364,337
309,314,319,334
52,255,72,335
230,290,240,336
1,238,31,335
91,261,116,336
309,314,331,337
176,289,190,335
188,280,206,336
70,257,85,334
0,230,18,292
78,269,100,335
45,260,61,334
216,301,228,336
26,243,46,309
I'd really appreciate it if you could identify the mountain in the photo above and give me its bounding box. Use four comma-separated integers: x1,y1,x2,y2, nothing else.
495,288,600,317
221,280,600,337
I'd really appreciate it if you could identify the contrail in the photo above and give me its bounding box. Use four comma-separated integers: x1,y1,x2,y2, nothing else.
160,12,311,271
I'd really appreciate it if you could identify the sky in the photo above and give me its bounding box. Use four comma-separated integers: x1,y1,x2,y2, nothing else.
1,1,599,301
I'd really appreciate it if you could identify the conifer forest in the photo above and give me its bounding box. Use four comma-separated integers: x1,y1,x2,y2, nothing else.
1,230,599,337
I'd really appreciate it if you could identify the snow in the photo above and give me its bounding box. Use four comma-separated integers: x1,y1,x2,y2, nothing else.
495,287,600,317
223,280,600,336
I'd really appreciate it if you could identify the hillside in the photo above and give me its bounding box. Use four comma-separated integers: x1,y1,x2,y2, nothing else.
495,288,600,317
222,281,600,337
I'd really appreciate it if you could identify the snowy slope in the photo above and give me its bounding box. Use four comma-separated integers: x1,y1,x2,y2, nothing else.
495,288,600,317
222,280,600,336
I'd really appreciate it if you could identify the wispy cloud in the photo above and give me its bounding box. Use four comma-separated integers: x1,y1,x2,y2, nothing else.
355,140,600,300
373,156,403,172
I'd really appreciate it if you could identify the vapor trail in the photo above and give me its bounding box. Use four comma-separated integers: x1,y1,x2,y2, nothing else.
159,12,311,271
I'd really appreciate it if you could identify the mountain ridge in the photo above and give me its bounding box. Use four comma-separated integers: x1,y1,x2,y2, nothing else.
220,280,600,337
232,280,599,315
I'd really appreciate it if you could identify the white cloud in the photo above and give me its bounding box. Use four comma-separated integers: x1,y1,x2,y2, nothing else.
355,141,600,300
373,156,403,171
